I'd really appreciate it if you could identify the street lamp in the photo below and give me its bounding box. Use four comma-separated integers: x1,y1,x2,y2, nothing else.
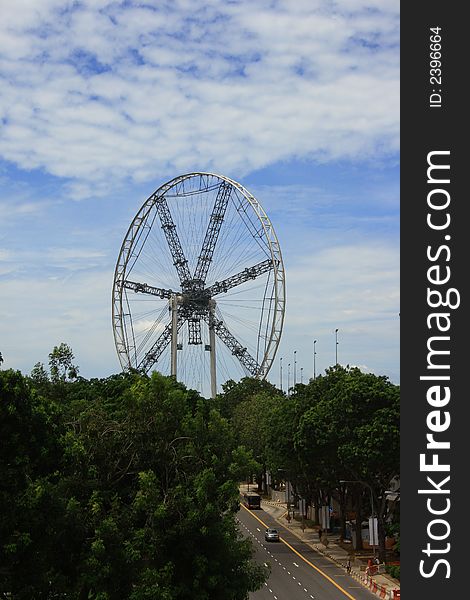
340,479,376,559
313,339,317,379
335,328,339,365
300,367,304,384
293,350,297,386
280,357,283,392
287,363,291,396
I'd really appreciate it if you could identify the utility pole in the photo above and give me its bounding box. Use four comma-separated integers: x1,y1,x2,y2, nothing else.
313,339,317,379
335,328,339,365
293,350,297,385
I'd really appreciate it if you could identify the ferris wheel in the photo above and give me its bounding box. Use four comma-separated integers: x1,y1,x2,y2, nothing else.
112,173,285,397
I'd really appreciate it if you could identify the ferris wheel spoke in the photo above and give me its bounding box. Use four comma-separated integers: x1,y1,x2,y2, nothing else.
153,194,192,287
138,316,186,373
122,279,175,299
193,181,232,283
205,314,260,377
205,258,274,296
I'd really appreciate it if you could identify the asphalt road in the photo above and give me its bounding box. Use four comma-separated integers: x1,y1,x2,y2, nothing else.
237,505,377,600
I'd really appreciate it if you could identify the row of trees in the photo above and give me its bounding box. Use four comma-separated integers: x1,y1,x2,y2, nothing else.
217,366,400,561
0,350,268,599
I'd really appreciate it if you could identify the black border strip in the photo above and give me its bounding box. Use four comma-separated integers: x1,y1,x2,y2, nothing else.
401,3,465,596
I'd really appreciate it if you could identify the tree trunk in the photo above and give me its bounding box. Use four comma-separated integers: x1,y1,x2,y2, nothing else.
354,490,363,551
338,489,347,541
314,491,320,524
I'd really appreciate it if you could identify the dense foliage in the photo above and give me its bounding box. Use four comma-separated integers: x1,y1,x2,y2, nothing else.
1,346,399,597
0,365,267,600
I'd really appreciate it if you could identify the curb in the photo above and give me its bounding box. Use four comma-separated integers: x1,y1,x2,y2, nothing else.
310,543,400,600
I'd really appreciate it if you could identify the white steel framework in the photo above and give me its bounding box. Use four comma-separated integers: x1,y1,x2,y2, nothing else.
112,173,285,397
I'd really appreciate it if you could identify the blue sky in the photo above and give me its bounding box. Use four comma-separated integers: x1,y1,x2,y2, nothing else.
0,0,399,390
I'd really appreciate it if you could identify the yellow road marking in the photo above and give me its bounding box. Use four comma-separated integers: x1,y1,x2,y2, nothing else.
240,504,356,600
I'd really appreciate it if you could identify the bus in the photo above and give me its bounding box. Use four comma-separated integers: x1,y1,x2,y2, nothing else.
243,492,261,509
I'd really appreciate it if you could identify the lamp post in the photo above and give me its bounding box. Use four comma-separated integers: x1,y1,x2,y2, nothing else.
313,339,317,379
287,363,291,396
335,328,339,365
300,367,304,384
280,357,283,392
340,479,376,559
293,350,297,386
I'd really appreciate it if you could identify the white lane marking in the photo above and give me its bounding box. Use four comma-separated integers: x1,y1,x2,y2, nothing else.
293,562,299,568
257,527,261,532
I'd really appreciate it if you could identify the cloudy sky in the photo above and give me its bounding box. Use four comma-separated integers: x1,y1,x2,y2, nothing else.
0,0,399,390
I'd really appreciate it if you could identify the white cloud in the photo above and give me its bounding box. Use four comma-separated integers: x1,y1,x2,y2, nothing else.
0,0,399,194
0,200,46,221
277,241,399,382
287,243,399,325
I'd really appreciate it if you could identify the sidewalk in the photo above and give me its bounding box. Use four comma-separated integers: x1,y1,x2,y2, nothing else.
246,489,400,600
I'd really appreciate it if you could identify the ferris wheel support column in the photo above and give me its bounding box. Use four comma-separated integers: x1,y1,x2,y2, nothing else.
209,299,217,399
170,294,179,378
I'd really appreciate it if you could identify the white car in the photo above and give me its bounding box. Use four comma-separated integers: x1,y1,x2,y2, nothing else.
265,528,280,542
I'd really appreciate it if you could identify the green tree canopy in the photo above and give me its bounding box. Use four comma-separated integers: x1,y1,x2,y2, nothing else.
49,342,79,383
0,369,267,599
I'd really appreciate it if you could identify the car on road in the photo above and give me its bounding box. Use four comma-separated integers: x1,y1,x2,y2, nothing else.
265,528,280,542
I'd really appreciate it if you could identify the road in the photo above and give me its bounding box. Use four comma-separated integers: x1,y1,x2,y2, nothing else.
237,504,377,600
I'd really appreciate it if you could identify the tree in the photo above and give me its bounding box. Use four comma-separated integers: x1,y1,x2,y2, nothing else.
1,369,268,599
0,369,64,597
217,376,282,420
294,366,399,557
30,361,49,384
48,342,79,382
231,392,280,491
